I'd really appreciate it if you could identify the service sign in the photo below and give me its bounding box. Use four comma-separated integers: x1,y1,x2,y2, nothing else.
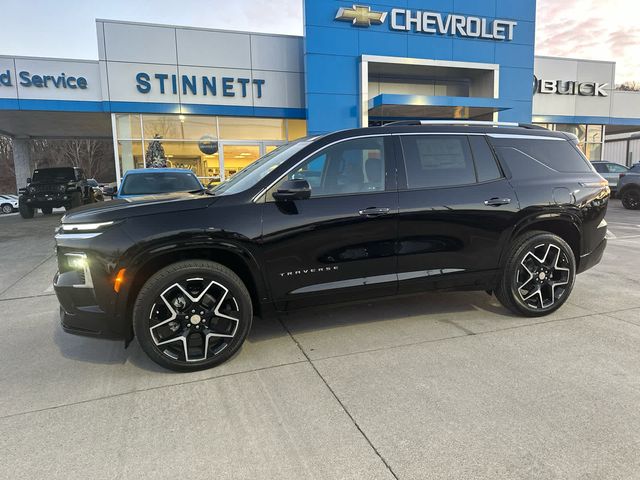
335,5,518,41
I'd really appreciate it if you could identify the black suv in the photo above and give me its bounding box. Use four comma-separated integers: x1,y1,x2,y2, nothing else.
19,167,96,218
53,122,609,372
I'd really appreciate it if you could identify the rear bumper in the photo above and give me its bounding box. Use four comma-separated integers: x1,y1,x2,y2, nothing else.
577,237,607,274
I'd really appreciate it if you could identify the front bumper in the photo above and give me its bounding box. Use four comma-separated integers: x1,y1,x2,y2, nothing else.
23,193,71,208
54,271,124,339
577,237,607,274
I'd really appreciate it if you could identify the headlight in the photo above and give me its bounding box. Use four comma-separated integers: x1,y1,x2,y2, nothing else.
28,186,35,194
58,185,66,192
65,252,88,270
62,252,94,288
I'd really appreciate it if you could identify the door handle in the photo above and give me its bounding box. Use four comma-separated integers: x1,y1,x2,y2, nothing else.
358,207,391,217
484,197,511,207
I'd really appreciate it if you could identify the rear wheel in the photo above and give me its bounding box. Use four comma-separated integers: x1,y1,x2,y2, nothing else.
67,192,82,210
41,207,53,215
18,201,34,219
1,203,12,214
133,260,253,372
495,231,576,317
621,189,640,210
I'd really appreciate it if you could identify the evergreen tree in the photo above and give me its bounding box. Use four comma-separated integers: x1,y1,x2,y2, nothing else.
146,134,167,168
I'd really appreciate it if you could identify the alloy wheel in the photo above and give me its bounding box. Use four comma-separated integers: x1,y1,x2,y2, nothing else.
1,204,12,214
148,277,240,363
622,191,639,210
515,243,571,310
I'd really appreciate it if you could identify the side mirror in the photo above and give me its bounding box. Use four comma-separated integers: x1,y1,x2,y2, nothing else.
273,179,311,202
26,177,31,184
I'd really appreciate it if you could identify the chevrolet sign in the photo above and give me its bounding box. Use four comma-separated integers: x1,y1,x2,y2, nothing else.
335,5,517,41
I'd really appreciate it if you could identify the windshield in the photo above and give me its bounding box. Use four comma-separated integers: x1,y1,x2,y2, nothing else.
211,138,315,196
32,168,75,182
120,171,202,195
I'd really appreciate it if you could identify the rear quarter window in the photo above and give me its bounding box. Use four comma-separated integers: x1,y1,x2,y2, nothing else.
489,137,593,174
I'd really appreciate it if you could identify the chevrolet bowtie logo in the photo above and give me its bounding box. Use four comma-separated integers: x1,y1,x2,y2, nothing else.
335,5,388,27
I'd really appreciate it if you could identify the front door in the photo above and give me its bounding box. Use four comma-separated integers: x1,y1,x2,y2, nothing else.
395,134,519,293
260,135,399,307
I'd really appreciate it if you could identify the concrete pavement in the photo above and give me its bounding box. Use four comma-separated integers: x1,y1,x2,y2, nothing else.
0,201,639,479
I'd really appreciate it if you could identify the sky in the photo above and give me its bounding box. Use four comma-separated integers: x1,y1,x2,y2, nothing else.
1,0,639,84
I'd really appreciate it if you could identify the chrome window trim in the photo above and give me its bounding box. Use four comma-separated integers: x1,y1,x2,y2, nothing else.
487,134,565,141
252,133,390,203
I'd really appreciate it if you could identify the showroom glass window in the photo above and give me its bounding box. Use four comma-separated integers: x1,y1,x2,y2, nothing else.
114,113,307,185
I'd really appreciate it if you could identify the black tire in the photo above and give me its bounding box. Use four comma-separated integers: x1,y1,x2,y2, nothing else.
495,231,576,317
18,201,34,219
41,207,53,215
621,189,640,210
1,203,12,214
133,260,253,372
68,192,82,210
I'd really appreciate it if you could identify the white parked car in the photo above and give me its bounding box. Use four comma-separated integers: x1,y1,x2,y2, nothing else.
0,194,18,214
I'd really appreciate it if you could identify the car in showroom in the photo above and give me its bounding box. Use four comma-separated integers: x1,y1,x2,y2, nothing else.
53,121,610,372
113,168,204,199
591,161,629,195
0,194,18,214
18,166,99,218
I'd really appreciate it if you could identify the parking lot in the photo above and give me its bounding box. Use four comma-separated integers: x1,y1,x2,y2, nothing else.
0,201,639,480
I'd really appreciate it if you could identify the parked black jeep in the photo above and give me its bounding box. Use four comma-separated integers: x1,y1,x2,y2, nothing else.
53,121,610,372
19,167,97,218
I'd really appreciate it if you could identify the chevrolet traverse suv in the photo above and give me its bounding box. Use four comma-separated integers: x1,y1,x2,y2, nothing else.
53,122,609,372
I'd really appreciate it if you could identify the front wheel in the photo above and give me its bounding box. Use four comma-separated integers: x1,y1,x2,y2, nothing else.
18,201,34,219
495,231,576,317
133,260,253,372
621,189,640,210
1,203,12,214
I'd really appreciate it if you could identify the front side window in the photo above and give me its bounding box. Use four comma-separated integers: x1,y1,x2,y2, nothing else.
400,135,476,189
592,163,608,173
270,136,386,199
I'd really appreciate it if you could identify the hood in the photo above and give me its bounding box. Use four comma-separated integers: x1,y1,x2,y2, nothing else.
62,191,216,224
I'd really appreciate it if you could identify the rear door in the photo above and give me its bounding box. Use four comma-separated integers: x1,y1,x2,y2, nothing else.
260,135,399,307
396,133,519,293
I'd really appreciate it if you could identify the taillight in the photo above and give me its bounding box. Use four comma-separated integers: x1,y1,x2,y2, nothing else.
620,173,626,179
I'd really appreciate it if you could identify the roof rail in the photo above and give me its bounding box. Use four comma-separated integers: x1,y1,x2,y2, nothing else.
384,120,547,130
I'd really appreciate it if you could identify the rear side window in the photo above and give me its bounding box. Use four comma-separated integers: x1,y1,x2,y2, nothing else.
468,136,502,182
607,163,628,173
400,135,476,188
489,137,592,173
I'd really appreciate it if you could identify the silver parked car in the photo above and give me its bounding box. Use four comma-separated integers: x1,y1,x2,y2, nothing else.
592,161,629,195
0,194,18,214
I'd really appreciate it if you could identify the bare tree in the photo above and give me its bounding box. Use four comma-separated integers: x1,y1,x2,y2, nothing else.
616,81,640,92
0,136,15,193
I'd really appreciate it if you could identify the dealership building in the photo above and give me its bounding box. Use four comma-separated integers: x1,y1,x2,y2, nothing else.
2,0,640,189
